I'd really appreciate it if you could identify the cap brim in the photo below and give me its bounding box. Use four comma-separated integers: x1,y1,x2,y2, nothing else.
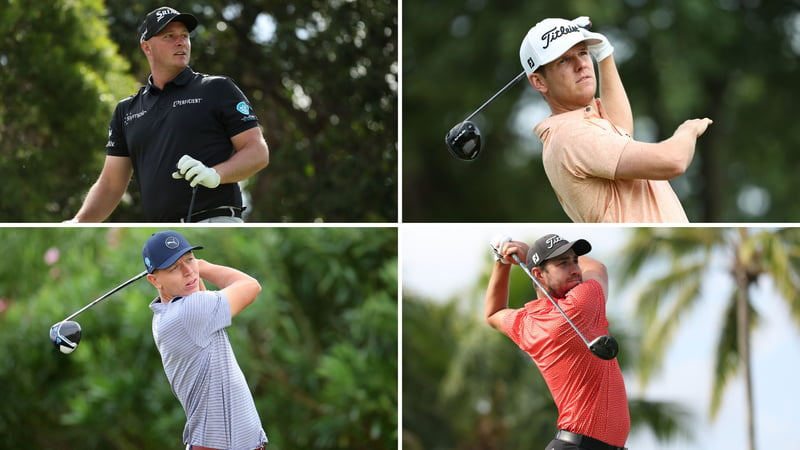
170,13,198,33
148,13,199,40
545,239,592,262
153,245,203,272
538,37,603,68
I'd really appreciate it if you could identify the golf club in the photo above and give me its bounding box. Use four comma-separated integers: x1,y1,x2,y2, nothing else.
445,72,525,161
49,270,147,354
445,16,592,161
186,185,198,223
503,250,619,360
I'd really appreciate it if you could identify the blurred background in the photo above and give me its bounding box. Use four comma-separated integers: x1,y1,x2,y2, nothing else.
0,227,397,449
403,1,800,222
0,1,397,222
402,225,800,449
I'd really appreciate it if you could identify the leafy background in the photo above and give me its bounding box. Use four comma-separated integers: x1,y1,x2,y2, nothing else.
0,0,397,222
0,227,397,449
403,0,800,222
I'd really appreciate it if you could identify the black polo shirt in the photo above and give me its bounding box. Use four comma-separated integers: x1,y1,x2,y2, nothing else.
106,66,260,221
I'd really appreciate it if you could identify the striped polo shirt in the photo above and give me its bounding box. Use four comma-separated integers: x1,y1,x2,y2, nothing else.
150,290,268,449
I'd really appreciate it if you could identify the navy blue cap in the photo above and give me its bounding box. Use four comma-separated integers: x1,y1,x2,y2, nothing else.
142,230,203,274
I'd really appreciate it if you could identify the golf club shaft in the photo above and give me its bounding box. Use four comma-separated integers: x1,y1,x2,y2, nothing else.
186,185,198,223
462,71,526,123
62,271,148,322
510,254,591,346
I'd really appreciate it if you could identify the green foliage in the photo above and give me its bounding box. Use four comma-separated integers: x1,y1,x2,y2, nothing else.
1,0,397,222
404,1,800,221
0,227,397,449
0,0,139,221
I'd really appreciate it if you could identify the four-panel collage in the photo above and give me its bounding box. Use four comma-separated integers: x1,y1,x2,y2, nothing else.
1,1,798,450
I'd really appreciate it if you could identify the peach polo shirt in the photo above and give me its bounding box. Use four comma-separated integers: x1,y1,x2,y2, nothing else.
534,98,688,223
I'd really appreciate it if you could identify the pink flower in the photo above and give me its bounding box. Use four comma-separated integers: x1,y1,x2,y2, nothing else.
44,247,60,266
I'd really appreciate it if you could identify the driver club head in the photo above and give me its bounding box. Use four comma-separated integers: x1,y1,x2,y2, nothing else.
445,120,482,161
50,321,82,354
588,335,619,360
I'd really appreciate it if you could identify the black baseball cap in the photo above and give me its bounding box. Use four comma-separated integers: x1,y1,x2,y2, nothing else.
526,234,591,268
139,6,198,42
142,230,203,274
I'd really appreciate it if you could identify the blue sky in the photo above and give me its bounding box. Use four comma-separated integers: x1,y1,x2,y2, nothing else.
401,224,800,450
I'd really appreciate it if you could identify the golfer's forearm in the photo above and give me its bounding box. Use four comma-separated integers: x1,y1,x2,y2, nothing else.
73,181,124,222
615,135,695,180
214,138,269,184
579,255,609,299
657,132,697,176
579,256,606,279
484,263,511,327
597,56,633,136
198,260,258,290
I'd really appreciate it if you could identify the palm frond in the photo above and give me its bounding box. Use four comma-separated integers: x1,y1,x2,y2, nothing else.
709,290,760,419
637,274,703,388
629,398,694,443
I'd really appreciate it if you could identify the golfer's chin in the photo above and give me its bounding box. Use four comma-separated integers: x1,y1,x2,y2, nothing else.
182,278,200,295
575,91,595,107
565,279,582,293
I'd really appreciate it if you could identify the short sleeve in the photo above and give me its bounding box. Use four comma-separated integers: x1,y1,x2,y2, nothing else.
181,290,232,347
106,100,130,157
211,77,260,138
500,308,527,349
550,119,631,180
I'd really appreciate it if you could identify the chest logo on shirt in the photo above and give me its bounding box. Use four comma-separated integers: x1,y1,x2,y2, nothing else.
173,98,203,108
124,110,148,126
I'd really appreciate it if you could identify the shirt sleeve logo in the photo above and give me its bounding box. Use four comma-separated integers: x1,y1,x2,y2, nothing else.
236,101,251,115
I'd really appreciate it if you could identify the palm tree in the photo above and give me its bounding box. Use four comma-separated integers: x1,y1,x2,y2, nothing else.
617,227,800,450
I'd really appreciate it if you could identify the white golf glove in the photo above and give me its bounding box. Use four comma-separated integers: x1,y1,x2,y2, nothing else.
489,234,512,264
580,27,614,62
172,155,221,188
572,16,591,29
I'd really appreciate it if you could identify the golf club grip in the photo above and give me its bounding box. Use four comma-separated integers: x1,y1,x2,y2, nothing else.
462,71,526,123
62,271,148,322
510,254,591,346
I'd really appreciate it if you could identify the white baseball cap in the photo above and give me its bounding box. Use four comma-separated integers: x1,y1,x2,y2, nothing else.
519,18,600,78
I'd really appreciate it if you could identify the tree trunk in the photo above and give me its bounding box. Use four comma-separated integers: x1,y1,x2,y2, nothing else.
735,266,756,450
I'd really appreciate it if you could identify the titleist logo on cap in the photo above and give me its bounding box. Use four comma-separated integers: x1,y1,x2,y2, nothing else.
540,24,580,49
545,235,564,249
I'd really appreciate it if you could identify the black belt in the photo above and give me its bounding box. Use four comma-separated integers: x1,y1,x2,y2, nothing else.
555,430,626,450
181,206,243,223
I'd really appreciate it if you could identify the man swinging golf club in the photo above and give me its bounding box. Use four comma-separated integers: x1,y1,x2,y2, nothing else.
486,233,629,450
521,17,712,222
143,230,268,449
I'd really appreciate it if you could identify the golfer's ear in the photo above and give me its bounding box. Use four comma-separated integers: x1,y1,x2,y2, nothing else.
530,73,548,94
141,40,151,56
146,273,161,290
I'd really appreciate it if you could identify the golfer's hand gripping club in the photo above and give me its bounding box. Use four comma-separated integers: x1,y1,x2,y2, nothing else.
172,155,221,188
489,234,512,264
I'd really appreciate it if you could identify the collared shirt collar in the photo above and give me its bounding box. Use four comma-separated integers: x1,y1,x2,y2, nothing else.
145,66,194,94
